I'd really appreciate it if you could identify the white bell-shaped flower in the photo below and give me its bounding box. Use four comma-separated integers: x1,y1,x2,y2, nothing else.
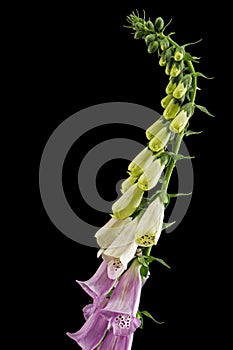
135,197,164,247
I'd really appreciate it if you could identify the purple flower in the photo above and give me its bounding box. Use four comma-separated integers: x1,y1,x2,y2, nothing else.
67,259,143,350
104,259,142,315
77,259,116,300
67,309,109,350
98,329,134,350
66,260,116,349
97,259,142,349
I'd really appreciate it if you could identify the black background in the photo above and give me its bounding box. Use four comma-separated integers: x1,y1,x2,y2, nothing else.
24,1,229,349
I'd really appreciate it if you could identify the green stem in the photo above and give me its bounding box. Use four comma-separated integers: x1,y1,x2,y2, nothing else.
161,59,196,200
144,246,152,256
161,130,184,194
186,60,197,102
166,35,179,48
160,36,197,197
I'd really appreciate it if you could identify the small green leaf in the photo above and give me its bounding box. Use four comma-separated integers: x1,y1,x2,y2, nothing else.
153,257,171,269
185,130,203,137
141,310,165,324
183,38,202,47
136,310,144,329
184,52,200,63
169,192,192,197
194,72,214,79
148,190,162,203
146,256,171,269
195,104,215,117
162,221,176,230
140,264,149,278
167,151,194,160
161,18,173,33
142,255,155,264
137,256,148,267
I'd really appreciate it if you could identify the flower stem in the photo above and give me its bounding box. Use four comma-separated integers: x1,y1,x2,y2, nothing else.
144,246,152,256
161,130,184,194
160,57,196,195
186,60,197,102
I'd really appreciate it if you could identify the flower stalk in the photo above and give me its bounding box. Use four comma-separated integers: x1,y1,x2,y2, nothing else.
67,10,213,350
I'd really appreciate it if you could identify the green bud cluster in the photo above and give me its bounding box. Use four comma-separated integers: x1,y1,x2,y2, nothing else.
125,12,205,137
121,11,213,225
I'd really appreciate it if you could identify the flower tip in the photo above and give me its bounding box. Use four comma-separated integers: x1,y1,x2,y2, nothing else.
97,248,104,258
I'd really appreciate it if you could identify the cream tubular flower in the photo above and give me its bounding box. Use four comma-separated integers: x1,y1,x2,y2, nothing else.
148,126,171,152
135,197,164,247
95,216,132,249
112,183,144,220
169,102,195,133
169,110,189,133
128,147,154,177
120,175,138,194
146,117,164,140
137,158,164,191
163,98,180,120
103,218,138,269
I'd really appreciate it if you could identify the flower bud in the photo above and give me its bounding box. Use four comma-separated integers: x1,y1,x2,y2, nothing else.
148,40,159,54
174,46,185,61
148,127,171,152
159,52,167,67
120,175,138,193
137,158,165,191
134,31,144,40
161,94,173,109
160,38,170,51
135,197,164,246
163,98,180,120
160,47,174,68
170,61,184,77
169,102,195,133
146,20,154,30
145,34,156,45
164,47,174,61
112,183,144,220
134,22,144,31
172,75,192,99
169,110,189,133
165,78,177,94
154,17,164,31
128,147,154,176
146,117,164,140
165,60,173,76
